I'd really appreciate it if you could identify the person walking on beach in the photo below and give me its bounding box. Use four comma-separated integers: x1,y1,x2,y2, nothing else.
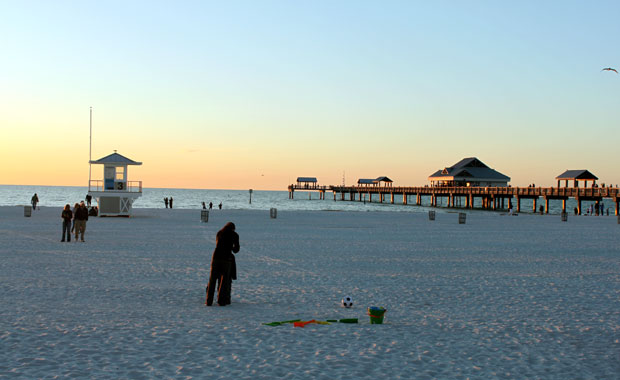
169,197,173,209
202,202,206,209
61,204,73,242
74,201,89,242
206,222,240,306
218,202,222,210
209,202,213,210
164,197,169,208
31,193,39,210
85,194,92,207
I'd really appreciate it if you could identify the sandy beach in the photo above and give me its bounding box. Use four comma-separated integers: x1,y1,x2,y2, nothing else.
0,206,618,379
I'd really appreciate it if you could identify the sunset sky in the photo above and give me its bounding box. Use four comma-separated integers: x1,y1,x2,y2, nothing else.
1,1,619,190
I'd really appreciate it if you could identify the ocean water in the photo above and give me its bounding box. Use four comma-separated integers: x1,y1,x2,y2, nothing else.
0,184,610,215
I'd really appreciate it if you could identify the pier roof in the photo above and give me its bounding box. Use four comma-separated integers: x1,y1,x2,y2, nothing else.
428,157,510,182
555,170,598,180
89,152,142,165
357,179,375,185
296,177,317,183
375,176,393,183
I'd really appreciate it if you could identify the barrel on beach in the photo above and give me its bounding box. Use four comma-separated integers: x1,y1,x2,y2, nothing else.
561,212,568,222
458,213,466,224
270,208,277,219
24,206,32,217
367,306,386,324
201,210,209,223
428,211,435,221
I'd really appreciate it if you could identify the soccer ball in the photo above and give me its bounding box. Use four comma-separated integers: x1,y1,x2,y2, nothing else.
342,296,353,308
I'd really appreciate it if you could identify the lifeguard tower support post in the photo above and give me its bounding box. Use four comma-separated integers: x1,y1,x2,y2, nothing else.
88,152,142,216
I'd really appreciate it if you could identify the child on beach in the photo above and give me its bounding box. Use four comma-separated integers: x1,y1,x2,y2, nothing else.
61,204,72,242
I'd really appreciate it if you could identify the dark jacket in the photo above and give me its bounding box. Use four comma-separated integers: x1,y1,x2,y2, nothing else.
212,223,240,262
61,210,73,223
75,206,89,221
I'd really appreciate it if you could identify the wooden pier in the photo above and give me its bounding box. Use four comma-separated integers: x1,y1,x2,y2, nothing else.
287,184,620,215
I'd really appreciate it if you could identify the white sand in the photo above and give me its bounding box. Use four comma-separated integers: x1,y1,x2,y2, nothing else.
1,206,618,379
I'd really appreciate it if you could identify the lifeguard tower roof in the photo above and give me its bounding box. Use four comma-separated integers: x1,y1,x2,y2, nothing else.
90,152,142,166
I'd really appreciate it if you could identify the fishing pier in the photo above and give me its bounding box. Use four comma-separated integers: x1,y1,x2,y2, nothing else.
288,184,620,215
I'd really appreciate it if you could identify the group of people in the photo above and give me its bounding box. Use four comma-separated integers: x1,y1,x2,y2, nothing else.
202,201,222,210
164,197,174,208
61,201,90,242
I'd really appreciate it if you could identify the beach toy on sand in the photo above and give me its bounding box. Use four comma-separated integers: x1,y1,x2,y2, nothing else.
342,296,353,308
293,320,331,327
262,319,301,327
367,306,386,324
326,318,358,323
264,318,358,327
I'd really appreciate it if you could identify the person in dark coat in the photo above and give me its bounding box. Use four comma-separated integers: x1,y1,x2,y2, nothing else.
74,201,89,242
205,222,240,306
169,197,173,208
61,204,73,242
31,193,39,210
164,197,169,208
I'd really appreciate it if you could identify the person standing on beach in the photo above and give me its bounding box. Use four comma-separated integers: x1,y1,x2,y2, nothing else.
164,197,168,208
71,203,79,232
209,202,213,210
218,202,222,210
169,197,173,209
74,201,89,242
206,222,240,306
31,193,39,210
61,204,73,242
85,194,92,207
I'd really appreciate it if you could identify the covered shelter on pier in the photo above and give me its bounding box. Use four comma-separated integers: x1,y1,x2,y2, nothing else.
296,177,318,189
428,157,510,187
555,170,598,188
374,176,393,187
357,179,376,187
357,177,393,187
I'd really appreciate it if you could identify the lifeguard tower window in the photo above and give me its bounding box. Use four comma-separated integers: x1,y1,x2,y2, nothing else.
116,167,125,181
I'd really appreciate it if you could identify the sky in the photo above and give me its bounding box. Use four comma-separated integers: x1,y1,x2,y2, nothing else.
1,1,619,190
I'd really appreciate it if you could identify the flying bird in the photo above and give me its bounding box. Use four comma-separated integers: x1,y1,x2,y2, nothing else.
602,67,618,73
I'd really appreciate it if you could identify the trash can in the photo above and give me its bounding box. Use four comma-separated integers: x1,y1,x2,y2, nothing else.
24,205,32,217
367,306,386,324
270,208,277,219
561,212,568,222
428,210,435,221
458,213,466,224
201,210,209,223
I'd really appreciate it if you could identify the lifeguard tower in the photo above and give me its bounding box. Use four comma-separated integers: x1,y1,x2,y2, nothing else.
88,152,142,216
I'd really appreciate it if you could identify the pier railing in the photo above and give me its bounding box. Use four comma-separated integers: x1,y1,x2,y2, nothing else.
89,180,143,193
326,185,620,198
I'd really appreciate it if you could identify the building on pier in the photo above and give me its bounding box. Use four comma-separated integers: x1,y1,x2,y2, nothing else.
555,170,598,188
428,157,510,187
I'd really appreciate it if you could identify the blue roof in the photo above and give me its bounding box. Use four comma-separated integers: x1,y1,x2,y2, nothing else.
90,152,142,165
296,177,317,183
